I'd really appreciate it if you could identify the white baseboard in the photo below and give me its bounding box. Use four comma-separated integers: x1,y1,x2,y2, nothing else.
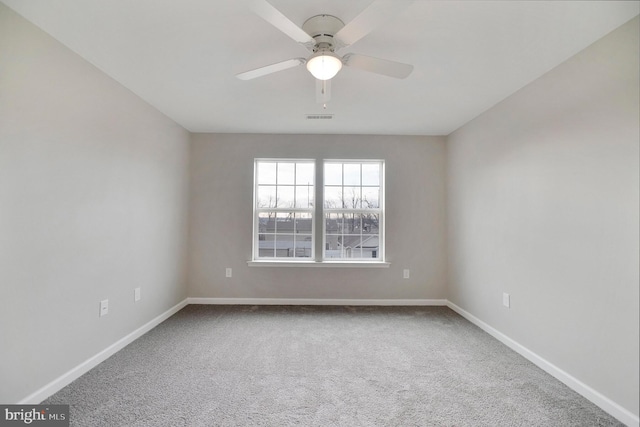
187,297,448,306
446,301,639,427
18,298,189,404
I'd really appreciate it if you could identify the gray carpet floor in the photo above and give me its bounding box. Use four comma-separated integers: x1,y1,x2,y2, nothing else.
43,305,623,426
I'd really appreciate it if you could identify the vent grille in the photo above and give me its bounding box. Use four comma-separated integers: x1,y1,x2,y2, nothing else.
306,114,334,120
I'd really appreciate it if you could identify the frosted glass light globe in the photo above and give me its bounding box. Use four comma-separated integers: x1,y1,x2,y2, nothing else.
307,52,342,80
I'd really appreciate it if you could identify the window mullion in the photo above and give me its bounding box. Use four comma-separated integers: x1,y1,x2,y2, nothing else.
315,158,324,262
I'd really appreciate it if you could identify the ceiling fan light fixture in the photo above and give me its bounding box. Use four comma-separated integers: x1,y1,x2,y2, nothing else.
306,51,342,80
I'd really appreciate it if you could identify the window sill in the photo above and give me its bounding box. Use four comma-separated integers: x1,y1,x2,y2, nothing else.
247,260,390,268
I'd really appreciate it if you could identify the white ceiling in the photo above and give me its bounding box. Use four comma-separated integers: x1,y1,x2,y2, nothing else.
2,0,638,135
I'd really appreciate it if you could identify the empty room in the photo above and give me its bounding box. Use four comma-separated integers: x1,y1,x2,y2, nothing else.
0,1,638,426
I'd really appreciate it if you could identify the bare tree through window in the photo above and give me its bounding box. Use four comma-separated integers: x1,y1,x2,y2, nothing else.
254,160,315,259
324,161,384,260
253,159,384,262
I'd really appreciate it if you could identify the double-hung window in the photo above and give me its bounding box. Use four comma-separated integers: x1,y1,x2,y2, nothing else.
254,160,315,259
253,159,384,264
323,161,384,260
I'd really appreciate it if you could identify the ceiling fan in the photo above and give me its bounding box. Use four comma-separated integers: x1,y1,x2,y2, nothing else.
236,0,414,105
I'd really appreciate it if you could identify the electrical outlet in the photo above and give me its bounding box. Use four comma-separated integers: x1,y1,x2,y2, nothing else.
503,292,510,308
403,269,410,279
100,299,109,317
225,268,232,278
134,287,141,302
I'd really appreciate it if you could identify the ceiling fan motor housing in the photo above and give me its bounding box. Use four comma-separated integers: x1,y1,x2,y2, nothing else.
302,14,345,52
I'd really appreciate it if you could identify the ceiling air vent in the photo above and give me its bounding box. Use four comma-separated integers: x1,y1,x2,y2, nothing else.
306,114,334,120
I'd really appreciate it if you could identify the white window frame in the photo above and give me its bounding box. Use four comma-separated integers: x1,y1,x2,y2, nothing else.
322,159,385,263
250,158,388,268
252,159,315,261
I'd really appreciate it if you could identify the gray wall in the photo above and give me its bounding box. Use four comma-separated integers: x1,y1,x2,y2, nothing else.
446,16,639,416
0,4,191,403
189,133,447,300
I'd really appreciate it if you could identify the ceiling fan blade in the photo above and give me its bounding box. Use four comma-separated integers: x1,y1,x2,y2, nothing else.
342,53,413,79
334,1,411,48
316,79,331,104
251,0,315,49
236,58,306,80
